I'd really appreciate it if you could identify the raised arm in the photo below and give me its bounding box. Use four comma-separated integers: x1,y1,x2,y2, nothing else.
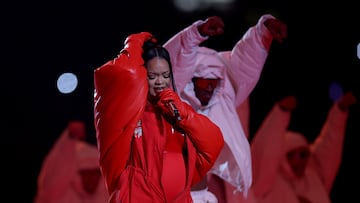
93,32,153,192
309,91,357,192
34,121,84,203
222,14,288,105
251,96,296,198
163,16,224,92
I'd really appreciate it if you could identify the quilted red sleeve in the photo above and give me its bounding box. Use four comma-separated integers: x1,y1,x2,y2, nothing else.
93,32,152,193
178,103,224,185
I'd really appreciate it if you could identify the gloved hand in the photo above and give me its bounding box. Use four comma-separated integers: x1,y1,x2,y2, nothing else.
120,32,156,65
68,120,86,140
338,91,357,111
264,18,288,43
198,16,224,37
157,88,188,121
279,95,297,111
123,32,155,48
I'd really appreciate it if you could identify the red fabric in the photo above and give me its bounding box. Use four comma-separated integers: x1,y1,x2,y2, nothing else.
162,126,186,201
162,152,186,202
94,33,224,203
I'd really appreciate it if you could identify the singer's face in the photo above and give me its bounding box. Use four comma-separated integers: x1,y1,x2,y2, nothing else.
146,57,171,97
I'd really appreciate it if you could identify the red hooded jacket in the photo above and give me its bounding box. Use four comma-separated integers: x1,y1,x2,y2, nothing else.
94,32,224,203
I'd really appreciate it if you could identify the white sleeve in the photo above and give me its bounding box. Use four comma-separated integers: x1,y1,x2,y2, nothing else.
250,103,291,198
34,126,78,203
309,103,348,192
220,14,276,106
163,20,208,92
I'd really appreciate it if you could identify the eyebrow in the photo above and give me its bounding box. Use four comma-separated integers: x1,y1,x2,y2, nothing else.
148,71,170,75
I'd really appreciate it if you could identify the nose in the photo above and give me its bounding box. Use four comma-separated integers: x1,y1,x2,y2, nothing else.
155,76,163,84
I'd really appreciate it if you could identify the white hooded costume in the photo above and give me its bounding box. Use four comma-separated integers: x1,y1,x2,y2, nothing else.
34,122,108,203
250,99,349,203
164,14,277,202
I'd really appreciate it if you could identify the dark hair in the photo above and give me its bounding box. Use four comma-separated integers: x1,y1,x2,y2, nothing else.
142,39,177,93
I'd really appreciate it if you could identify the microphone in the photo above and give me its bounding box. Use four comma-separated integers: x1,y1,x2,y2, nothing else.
168,102,181,121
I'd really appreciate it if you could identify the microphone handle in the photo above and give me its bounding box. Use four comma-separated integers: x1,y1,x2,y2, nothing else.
168,102,181,121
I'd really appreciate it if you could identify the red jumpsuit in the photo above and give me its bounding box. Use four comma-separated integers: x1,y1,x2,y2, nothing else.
94,32,224,203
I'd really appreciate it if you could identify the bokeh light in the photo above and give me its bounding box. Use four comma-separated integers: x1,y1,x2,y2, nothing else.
57,72,78,94
328,82,343,102
172,0,234,12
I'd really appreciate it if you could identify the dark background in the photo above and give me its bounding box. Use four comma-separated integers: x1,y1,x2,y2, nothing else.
3,1,359,202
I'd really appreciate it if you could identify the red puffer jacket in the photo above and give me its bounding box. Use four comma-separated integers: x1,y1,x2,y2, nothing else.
94,32,224,203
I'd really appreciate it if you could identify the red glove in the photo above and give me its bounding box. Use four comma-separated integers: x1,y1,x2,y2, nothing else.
338,91,357,111
157,88,189,121
279,96,297,111
198,16,224,37
120,32,155,62
264,18,288,43
123,32,154,48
